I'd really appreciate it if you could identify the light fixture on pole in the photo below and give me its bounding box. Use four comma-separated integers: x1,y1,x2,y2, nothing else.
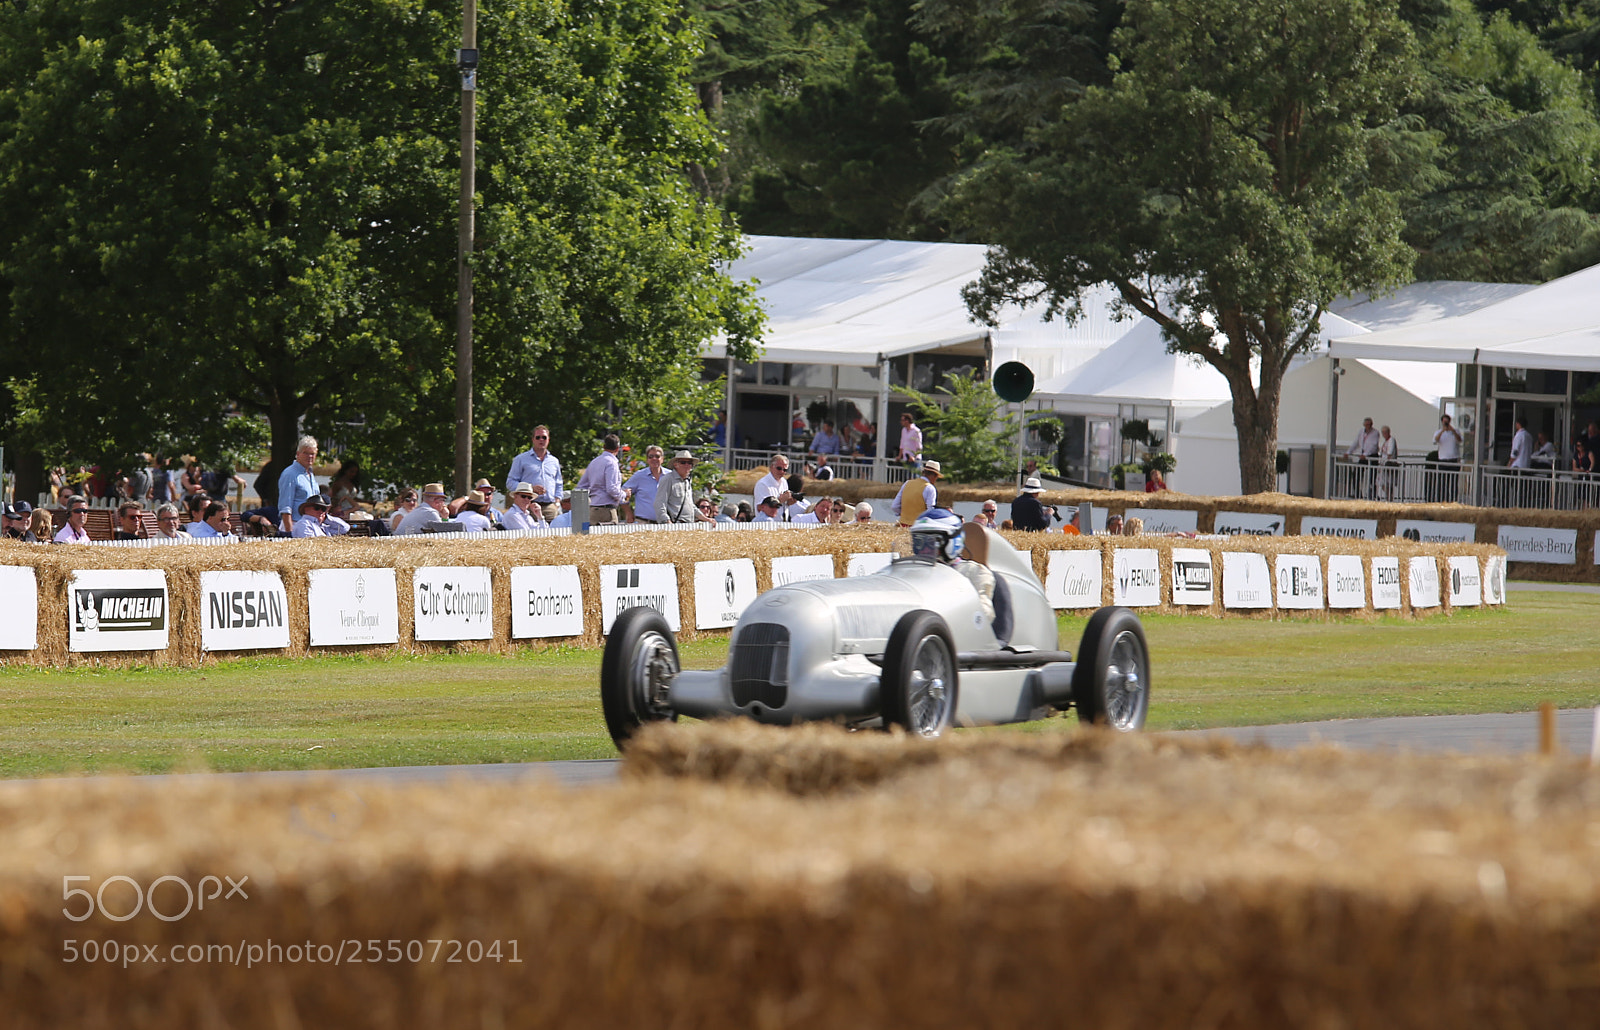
454,5,478,497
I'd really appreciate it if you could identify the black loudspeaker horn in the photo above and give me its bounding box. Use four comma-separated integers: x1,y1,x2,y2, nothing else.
992,361,1035,403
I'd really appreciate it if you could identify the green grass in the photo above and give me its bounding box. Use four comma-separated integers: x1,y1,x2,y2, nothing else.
1,593,1595,778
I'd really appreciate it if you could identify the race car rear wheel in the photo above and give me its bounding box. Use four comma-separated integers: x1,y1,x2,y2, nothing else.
881,610,958,738
600,605,680,749
1072,606,1149,731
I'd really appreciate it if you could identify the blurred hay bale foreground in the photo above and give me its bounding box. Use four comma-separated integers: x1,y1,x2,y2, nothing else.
4,723,1600,1029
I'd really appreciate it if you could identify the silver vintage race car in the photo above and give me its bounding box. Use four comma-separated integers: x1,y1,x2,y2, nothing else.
599,511,1150,749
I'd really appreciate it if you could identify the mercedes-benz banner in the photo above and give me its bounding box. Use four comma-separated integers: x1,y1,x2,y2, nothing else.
69,569,169,653
200,570,290,651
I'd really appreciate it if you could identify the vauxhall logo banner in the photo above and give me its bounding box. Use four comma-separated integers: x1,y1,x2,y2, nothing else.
600,564,680,633
69,570,170,653
694,559,758,629
510,565,584,639
413,566,493,642
1221,552,1272,609
1111,548,1160,608
307,568,399,647
200,571,290,652
0,565,39,651
1045,550,1103,609
1169,548,1213,606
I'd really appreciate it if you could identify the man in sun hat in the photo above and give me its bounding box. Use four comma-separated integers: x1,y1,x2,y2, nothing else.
501,482,544,531
890,458,941,525
292,493,348,538
656,450,711,523
394,482,449,536
1011,476,1051,532
472,477,503,525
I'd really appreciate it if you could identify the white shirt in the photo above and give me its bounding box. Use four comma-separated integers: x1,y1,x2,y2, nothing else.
1347,427,1380,457
1378,434,1398,460
454,510,493,532
890,478,936,517
753,471,789,504
501,504,544,531
1510,427,1533,468
1433,426,1461,461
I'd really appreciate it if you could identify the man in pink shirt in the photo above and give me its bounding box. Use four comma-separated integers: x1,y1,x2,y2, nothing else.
897,413,923,466
575,434,626,525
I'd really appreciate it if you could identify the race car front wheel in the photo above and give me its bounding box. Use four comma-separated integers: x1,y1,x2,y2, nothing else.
881,610,959,738
600,605,680,749
1072,606,1149,731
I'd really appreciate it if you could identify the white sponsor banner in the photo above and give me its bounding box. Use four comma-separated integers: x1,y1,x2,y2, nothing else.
1371,557,1402,610
69,569,170,653
1300,516,1378,541
1126,507,1200,535
1408,557,1441,609
1446,555,1481,607
1325,555,1366,609
200,571,290,651
1169,548,1213,606
600,563,681,633
694,559,759,629
1496,525,1578,565
413,566,493,641
510,566,584,639
1221,552,1273,609
1483,556,1506,605
308,568,400,647
1112,548,1161,607
1274,554,1325,610
1395,519,1476,544
771,554,835,587
847,552,894,578
0,566,38,650
1213,511,1285,537
1045,550,1103,609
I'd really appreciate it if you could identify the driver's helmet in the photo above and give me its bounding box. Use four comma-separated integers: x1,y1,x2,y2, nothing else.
910,508,965,563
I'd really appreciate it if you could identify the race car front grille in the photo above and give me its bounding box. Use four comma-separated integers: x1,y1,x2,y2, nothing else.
730,623,789,710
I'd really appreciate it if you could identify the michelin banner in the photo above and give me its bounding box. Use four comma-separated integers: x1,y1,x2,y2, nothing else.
0,566,38,650
1371,557,1403,610
200,571,290,652
1325,555,1366,609
1221,552,1272,609
600,563,681,633
1408,557,1441,609
694,559,759,629
413,566,493,642
1169,548,1213,607
1112,548,1160,607
1045,550,1103,609
69,569,169,653
308,568,400,647
771,555,835,587
1274,554,1324,610
510,565,584,639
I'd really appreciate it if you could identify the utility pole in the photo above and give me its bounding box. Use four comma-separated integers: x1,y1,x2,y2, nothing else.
454,1,479,497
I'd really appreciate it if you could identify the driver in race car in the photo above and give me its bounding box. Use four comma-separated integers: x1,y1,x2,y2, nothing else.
910,508,995,623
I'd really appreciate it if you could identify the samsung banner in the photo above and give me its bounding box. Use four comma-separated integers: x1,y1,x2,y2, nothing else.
1371,557,1403,610
1395,519,1476,544
1045,550,1103,609
600,563,681,633
1112,548,1161,607
510,565,584,639
1408,557,1441,609
1221,552,1273,609
1496,525,1578,565
1446,555,1482,607
1274,554,1324,610
1483,556,1506,605
0,566,38,650
1126,508,1200,535
308,568,400,647
694,559,758,629
1213,511,1285,537
69,569,169,653
200,571,290,652
1300,516,1378,541
771,554,835,587
847,552,895,578
1325,555,1366,609
1169,548,1213,606
413,566,493,642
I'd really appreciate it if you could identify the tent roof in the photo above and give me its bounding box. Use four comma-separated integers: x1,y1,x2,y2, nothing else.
1032,318,1234,408
1329,265,1600,369
706,236,1131,366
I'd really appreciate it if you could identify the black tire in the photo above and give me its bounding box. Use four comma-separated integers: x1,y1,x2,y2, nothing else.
599,606,680,750
880,610,959,738
1072,606,1150,731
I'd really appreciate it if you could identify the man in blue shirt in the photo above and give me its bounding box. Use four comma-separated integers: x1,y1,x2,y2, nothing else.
188,501,234,539
505,424,562,520
276,436,319,533
623,445,665,523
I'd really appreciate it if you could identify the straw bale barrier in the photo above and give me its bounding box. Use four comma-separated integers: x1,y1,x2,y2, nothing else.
7,725,1600,1029
0,525,1499,669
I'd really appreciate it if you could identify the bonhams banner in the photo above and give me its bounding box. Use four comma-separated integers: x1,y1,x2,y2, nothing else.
600,563,680,633
1221,552,1272,609
200,571,290,652
1111,548,1160,607
308,568,399,647
1300,516,1378,541
510,565,584,639
69,569,169,653
0,565,38,650
413,566,493,642
694,559,758,629
1274,554,1324,610
1371,557,1403,610
1408,557,1441,609
1496,525,1578,565
1446,556,1482,607
1325,555,1366,609
771,555,835,587
1045,550,1103,609
1126,508,1199,535
1169,548,1213,606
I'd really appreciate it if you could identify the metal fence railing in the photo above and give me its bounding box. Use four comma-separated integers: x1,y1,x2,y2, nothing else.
1332,456,1600,510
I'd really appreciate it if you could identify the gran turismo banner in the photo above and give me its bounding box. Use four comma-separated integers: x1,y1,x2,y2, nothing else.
599,563,680,633
0,565,38,650
1045,550,1102,609
69,569,169,653
200,571,290,651
308,568,400,646
694,559,758,629
413,566,493,642
510,565,584,639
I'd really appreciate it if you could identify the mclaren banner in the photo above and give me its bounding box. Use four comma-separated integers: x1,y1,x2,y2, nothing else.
69,569,169,653
200,571,290,652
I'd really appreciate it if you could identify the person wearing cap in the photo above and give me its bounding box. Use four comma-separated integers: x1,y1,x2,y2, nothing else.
890,459,941,525
188,501,235,539
502,482,545,531
3,501,38,541
1010,477,1052,532
576,434,626,525
394,483,449,535
277,436,320,533
752,496,782,523
656,451,712,523
452,490,495,532
506,424,562,520
624,445,666,523
470,478,503,525
53,496,92,544
292,493,349,537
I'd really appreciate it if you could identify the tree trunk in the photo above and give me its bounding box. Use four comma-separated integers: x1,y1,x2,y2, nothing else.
1230,361,1284,495
11,448,45,507
686,79,729,201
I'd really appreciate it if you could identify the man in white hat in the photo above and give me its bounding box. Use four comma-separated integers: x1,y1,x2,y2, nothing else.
502,482,545,530
890,459,941,526
656,451,712,523
395,483,449,535
1010,476,1052,532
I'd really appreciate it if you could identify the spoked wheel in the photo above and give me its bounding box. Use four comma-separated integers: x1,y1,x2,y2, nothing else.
1072,606,1150,731
599,606,680,750
881,610,958,738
